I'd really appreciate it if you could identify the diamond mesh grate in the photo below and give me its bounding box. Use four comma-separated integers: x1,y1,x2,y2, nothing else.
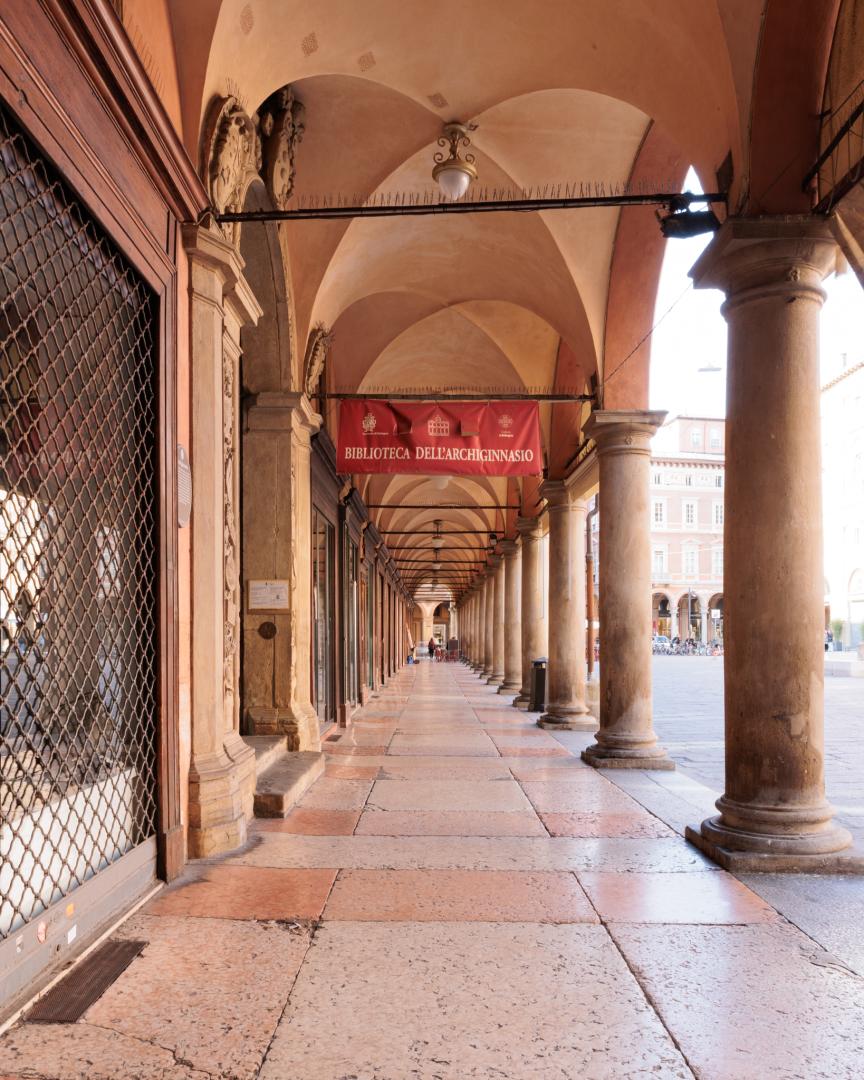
0,103,159,939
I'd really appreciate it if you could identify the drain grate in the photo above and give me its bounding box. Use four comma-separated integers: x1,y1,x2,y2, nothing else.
26,939,147,1023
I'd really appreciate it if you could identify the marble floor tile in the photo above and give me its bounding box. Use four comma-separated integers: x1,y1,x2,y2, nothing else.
521,779,644,814
323,763,380,780
225,834,717,873
378,760,513,780
541,812,676,838
355,810,548,836
0,1024,202,1080
85,913,310,1079
324,869,598,922
368,778,533,812
145,865,337,921
253,808,362,835
298,778,374,809
611,922,864,1079
578,870,780,923
257,923,692,1080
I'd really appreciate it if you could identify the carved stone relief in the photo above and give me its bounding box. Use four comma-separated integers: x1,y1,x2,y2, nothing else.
303,323,333,398
259,86,305,210
203,85,304,245
223,336,240,703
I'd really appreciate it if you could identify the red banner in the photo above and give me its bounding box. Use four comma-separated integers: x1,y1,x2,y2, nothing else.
337,400,543,476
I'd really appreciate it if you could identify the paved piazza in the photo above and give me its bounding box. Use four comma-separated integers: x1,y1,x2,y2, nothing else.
2,661,864,1080
651,655,864,844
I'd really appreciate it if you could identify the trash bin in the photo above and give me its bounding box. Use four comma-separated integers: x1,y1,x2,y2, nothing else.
529,657,547,712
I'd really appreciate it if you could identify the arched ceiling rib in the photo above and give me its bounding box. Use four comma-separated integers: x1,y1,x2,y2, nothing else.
182,0,759,602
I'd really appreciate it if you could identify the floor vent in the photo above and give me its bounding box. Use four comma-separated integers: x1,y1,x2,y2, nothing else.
27,940,147,1023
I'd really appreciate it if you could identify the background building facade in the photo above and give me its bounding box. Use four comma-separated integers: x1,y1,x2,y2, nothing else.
649,417,725,642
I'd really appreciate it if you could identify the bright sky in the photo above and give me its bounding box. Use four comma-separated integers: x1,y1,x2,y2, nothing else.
648,170,864,418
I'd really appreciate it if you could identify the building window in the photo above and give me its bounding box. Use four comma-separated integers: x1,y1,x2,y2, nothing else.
684,547,698,577
715,474,723,488
653,471,662,485
712,547,723,578
652,500,666,526
713,502,724,526
684,473,693,487
652,548,666,577
709,428,721,450
684,501,697,526
690,428,702,447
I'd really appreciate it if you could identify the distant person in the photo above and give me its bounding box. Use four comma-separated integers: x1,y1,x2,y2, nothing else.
428,636,436,658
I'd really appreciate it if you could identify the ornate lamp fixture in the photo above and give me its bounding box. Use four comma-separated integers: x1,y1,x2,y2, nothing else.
432,122,478,201
430,520,446,550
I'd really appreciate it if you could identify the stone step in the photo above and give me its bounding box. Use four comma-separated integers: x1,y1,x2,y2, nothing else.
253,751,325,818
242,735,287,777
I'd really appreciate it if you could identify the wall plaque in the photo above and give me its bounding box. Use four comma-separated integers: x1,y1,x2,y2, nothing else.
248,579,290,610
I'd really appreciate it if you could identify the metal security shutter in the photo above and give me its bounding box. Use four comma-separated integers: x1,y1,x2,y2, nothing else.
0,101,159,955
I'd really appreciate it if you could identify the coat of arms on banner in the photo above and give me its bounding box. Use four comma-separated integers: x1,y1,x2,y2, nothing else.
498,414,514,437
427,413,450,437
362,411,377,434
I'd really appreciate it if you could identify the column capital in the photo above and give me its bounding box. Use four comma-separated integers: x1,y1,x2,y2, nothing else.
486,554,502,570
541,479,590,512
499,539,520,558
516,515,545,541
182,223,263,327
245,391,323,438
584,410,666,456
690,215,836,306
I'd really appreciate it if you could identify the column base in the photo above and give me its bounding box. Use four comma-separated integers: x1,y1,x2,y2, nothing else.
685,819,861,873
487,674,504,686
188,743,255,859
245,704,321,752
498,680,521,694
539,712,597,731
581,743,675,770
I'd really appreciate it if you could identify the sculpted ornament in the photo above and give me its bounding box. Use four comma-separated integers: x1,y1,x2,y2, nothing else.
259,85,305,210
203,96,261,244
303,324,333,398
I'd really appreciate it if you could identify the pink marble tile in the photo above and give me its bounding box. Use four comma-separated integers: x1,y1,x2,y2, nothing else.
540,812,675,838
146,866,337,921
354,811,547,836
578,871,780,924
324,869,598,922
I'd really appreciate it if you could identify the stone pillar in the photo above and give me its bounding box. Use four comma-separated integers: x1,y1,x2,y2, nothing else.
487,557,505,685
700,608,708,644
183,225,259,858
476,583,486,671
482,567,496,678
685,217,852,868
582,411,673,768
515,517,547,708
470,588,482,668
538,483,595,730
670,607,679,641
243,392,322,751
499,540,522,693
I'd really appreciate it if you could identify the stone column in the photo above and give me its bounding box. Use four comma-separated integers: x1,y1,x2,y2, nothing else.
515,517,547,708
470,587,482,668
482,566,496,678
243,392,322,751
685,217,852,868
499,540,522,693
538,483,595,730
581,412,672,768
183,225,259,857
487,557,505,685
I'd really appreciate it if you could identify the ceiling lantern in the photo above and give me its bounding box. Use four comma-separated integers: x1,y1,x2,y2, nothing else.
432,122,478,201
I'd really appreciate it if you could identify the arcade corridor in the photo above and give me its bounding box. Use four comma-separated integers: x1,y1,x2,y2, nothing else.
1,661,861,1079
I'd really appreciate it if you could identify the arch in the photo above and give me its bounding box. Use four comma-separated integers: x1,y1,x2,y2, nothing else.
239,179,295,392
